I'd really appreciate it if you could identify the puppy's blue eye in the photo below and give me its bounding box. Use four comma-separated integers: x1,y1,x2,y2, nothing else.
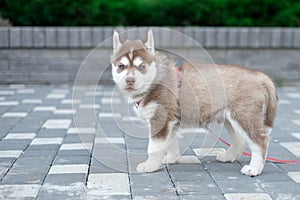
138,65,145,70
118,64,125,70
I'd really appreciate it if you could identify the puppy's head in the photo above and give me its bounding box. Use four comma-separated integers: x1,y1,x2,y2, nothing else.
111,29,157,96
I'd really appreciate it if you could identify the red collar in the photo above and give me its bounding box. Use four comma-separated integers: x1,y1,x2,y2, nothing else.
175,67,182,88
134,101,140,108
134,67,181,108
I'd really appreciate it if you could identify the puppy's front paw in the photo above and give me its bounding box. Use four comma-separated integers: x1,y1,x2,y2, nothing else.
241,165,261,177
136,161,161,173
162,154,180,164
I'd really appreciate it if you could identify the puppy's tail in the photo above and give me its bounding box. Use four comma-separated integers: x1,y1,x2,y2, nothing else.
264,79,278,128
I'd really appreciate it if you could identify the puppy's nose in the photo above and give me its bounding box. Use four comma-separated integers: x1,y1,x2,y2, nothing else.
126,77,135,86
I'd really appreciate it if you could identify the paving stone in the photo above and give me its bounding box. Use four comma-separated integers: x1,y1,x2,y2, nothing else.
60,143,93,150
1,172,47,184
37,129,66,138
87,173,130,196
261,181,300,199
34,106,56,111
219,180,265,194
43,174,87,185
42,119,72,129
53,155,90,165
37,193,83,200
4,133,36,140
175,179,220,195
224,193,272,200
180,194,225,200
92,146,128,172
280,142,300,157
0,184,41,199
130,172,176,196
202,160,242,173
49,164,89,174
0,101,19,106
89,158,123,173
62,134,94,144
31,137,63,145
57,149,92,156
21,149,57,157
67,127,96,134
1,112,28,118
287,171,300,183
0,85,299,199
26,144,60,150
0,140,29,151
40,181,84,199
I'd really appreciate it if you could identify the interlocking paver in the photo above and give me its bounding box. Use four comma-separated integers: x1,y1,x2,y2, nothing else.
0,84,299,199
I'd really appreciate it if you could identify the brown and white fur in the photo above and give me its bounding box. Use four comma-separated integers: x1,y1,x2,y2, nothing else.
111,29,278,177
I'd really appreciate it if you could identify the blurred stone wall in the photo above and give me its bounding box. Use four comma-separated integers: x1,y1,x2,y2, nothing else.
0,27,299,84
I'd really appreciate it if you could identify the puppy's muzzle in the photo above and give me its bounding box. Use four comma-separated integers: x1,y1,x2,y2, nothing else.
126,77,136,87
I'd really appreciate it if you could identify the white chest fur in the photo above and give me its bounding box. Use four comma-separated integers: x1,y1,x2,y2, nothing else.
136,102,158,122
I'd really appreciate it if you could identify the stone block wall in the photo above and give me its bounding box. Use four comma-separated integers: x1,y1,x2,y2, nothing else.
0,27,299,85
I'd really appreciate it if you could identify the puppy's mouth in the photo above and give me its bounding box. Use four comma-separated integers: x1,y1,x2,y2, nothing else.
124,87,136,92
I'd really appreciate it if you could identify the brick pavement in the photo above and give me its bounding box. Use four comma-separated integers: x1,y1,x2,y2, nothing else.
0,84,299,200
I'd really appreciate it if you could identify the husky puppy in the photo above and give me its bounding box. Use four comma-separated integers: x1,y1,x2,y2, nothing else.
111,29,278,177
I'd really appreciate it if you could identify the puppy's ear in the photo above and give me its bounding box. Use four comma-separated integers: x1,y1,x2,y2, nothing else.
113,30,123,53
144,29,155,54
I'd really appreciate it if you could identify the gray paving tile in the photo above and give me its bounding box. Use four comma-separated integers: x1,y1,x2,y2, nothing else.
179,194,225,200
37,194,83,200
22,149,58,157
0,140,29,150
57,149,92,156
63,134,94,143
89,158,123,173
53,155,90,165
217,180,264,194
174,179,221,195
209,171,253,183
43,174,87,185
26,144,61,150
134,195,178,200
261,181,300,199
169,171,213,183
37,129,66,138
253,172,292,182
0,85,300,199
167,163,205,172
1,172,47,184
37,182,85,199
130,172,176,196
202,160,242,173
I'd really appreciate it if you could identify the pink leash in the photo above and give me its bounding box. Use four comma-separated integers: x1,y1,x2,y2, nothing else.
206,127,300,164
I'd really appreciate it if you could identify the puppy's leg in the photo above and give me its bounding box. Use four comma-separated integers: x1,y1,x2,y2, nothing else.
216,120,246,162
136,119,175,173
136,137,167,173
240,136,268,177
162,133,180,164
226,112,268,176
241,139,267,176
